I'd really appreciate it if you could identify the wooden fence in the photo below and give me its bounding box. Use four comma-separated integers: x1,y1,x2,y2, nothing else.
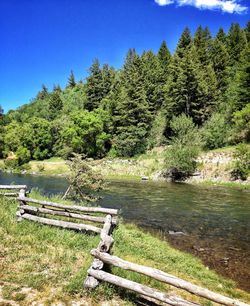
88,249,249,306
16,192,118,235
0,185,28,197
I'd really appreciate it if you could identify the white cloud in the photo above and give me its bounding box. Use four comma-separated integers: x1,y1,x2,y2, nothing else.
155,0,174,5
154,0,248,14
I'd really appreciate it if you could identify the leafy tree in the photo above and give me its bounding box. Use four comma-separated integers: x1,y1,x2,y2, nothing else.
16,146,31,165
61,109,110,158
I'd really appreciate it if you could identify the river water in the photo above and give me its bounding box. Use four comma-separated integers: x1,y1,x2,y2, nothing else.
1,173,250,291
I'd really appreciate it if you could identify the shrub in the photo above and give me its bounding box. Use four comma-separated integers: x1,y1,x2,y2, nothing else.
164,114,202,181
4,158,19,170
232,104,250,143
16,146,31,165
201,113,229,150
231,143,250,181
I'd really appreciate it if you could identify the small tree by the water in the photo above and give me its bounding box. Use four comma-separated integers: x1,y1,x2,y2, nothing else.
63,154,105,201
164,114,202,181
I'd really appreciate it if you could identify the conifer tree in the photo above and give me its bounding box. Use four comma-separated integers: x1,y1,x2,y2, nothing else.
194,26,212,66
176,27,192,57
227,23,247,65
102,64,115,97
211,37,229,95
113,51,151,156
158,41,171,74
216,27,227,44
245,21,250,43
49,91,63,120
37,84,49,100
67,70,76,88
232,45,250,111
85,59,104,111
141,50,166,113
53,84,62,92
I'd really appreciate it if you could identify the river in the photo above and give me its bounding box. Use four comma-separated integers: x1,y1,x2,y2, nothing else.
1,172,250,291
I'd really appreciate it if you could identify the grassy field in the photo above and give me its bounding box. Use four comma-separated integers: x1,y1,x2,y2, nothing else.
0,193,250,305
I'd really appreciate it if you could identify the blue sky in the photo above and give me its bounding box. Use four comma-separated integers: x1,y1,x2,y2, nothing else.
0,0,249,112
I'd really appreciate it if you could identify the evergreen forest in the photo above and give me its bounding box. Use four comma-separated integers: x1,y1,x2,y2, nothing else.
1,22,249,165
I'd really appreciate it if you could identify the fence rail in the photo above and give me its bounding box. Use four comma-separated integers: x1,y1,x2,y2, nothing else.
0,185,28,197
16,192,118,235
90,249,249,306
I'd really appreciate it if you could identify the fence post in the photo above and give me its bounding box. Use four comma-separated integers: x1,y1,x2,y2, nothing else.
16,188,26,222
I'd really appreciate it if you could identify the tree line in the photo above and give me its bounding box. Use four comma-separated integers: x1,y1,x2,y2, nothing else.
0,22,249,166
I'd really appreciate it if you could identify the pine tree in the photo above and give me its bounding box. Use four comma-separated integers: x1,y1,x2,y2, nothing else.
211,37,230,95
49,91,63,120
158,41,171,73
102,64,115,97
245,21,250,43
167,45,217,125
141,50,166,113
216,27,227,44
227,23,247,65
113,52,151,156
194,26,212,66
176,27,192,58
67,70,76,88
233,45,250,111
53,84,62,93
85,59,104,111
37,84,49,100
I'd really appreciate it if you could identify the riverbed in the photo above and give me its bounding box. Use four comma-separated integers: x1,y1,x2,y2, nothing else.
1,172,250,291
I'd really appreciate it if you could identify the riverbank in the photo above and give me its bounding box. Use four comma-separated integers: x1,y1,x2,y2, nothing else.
2,145,248,189
1,193,250,305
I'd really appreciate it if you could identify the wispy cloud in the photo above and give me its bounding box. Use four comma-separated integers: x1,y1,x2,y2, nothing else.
154,0,248,14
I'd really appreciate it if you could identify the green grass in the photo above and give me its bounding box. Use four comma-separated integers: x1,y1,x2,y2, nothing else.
1,194,250,305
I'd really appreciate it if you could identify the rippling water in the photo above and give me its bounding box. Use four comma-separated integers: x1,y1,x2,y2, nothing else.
1,173,250,290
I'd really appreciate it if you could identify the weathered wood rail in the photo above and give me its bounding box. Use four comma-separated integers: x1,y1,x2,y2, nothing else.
89,249,249,306
0,185,28,197
16,191,118,235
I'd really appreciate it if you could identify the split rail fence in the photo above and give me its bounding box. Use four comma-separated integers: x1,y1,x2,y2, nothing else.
1,184,249,306
0,184,28,197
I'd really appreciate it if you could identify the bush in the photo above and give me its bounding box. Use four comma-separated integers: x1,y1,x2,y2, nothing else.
4,158,19,170
232,104,250,143
231,143,250,181
201,113,229,150
164,114,202,181
16,146,31,165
